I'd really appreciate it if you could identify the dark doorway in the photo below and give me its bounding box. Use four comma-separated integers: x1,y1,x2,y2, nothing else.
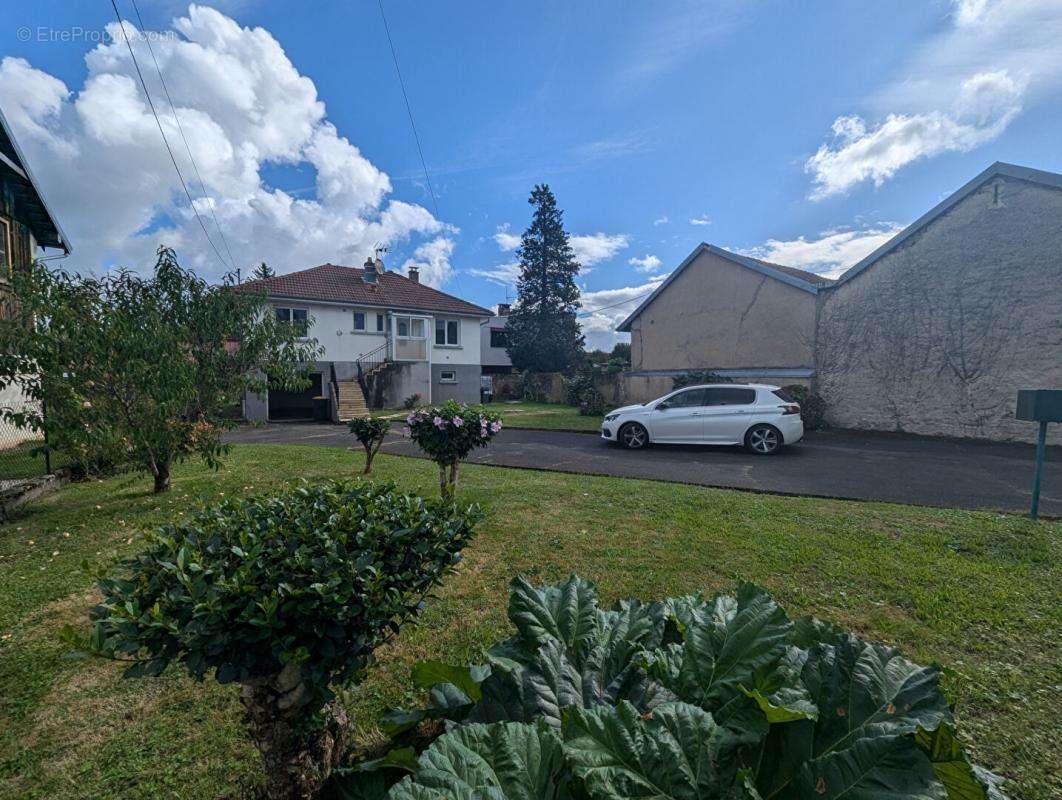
268,372,322,420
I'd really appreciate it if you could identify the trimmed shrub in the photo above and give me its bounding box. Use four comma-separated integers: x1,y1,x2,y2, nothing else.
336,575,1010,800
404,400,503,498
566,374,606,417
348,417,392,473
77,480,481,799
402,393,421,410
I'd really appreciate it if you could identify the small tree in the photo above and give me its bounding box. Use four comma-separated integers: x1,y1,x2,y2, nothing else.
0,248,319,492
404,400,503,498
75,480,481,799
505,185,584,373
251,262,276,281
348,417,391,474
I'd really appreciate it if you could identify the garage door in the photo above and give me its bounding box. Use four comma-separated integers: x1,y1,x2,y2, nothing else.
268,373,323,420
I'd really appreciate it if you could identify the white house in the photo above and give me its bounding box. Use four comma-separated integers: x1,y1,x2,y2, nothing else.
479,303,513,374
239,258,493,421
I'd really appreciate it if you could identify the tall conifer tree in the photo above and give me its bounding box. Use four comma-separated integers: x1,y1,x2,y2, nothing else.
505,184,584,372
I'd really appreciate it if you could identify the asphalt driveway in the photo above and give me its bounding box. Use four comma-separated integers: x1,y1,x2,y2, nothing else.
225,423,1060,516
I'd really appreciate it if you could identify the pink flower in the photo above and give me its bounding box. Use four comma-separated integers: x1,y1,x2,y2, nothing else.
406,414,416,425
452,416,464,427
433,416,445,428
490,420,503,433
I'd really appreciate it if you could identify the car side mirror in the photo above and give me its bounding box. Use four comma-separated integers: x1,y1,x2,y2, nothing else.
656,402,670,411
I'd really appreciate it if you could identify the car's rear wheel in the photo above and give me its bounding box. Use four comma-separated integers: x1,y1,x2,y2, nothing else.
619,422,649,450
745,424,782,455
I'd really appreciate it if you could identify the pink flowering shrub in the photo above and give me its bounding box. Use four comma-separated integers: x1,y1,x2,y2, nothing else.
404,399,503,497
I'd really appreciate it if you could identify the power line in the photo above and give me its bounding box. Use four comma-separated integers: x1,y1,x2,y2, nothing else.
377,0,439,219
377,0,467,295
577,291,655,317
107,0,231,274
127,0,238,273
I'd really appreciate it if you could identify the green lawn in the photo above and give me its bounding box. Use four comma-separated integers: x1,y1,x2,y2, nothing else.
0,445,1058,800
378,401,603,431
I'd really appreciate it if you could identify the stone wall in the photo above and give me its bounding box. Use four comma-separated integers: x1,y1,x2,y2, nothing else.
816,175,1062,444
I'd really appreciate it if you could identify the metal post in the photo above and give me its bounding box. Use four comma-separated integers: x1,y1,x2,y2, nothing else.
1030,420,1047,520
41,396,51,475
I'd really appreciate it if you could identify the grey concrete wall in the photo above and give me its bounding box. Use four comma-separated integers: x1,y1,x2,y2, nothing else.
432,364,481,404
629,250,817,373
384,361,431,407
816,175,1062,444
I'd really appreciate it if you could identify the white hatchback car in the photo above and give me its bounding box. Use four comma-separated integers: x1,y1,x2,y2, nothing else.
600,384,803,454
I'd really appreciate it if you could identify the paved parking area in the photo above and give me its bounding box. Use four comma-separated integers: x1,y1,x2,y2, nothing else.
225,423,1060,515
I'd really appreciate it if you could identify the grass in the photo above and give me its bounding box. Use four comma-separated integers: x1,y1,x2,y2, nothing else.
377,401,603,431
0,444,1059,800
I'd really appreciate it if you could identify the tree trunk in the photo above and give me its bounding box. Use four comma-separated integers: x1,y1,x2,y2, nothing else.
449,461,459,493
363,446,374,474
152,462,171,494
240,662,349,800
439,463,450,499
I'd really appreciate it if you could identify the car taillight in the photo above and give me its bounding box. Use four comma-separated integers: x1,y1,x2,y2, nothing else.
780,404,800,415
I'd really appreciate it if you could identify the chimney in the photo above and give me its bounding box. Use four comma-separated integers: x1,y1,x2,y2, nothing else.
497,303,511,316
408,265,420,283
363,256,378,284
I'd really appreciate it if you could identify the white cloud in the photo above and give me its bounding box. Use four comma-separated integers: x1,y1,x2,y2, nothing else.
401,236,455,287
628,254,663,273
569,232,629,267
468,261,521,287
492,223,521,251
806,0,1062,197
689,214,711,226
739,223,905,279
578,278,666,350
806,72,1023,199
0,7,450,280
653,215,669,226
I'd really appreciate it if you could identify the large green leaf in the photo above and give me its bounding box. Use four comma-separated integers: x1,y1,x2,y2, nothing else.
563,700,757,800
509,575,602,658
387,720,568,800
790,735,945,800
915,725,1011,800
466,580,672,728
753,635,952,800
646,584,795,715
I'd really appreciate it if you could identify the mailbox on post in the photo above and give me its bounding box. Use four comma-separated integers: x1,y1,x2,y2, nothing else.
1015,389,1062,519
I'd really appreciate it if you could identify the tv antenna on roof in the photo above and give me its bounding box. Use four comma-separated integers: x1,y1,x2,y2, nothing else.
373,243,389,259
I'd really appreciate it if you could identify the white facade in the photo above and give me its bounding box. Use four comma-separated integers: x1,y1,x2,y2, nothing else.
271,300,485,367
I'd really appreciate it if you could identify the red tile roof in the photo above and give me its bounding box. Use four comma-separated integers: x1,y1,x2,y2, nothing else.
237,263,493,316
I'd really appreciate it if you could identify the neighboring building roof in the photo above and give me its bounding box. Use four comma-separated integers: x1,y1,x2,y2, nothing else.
831,161,1062,287
238,262,493,317
0,106,71,253
615,243,832,332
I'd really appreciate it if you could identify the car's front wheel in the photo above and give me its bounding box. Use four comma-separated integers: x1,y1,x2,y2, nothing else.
619,422,650,450
745,424,782,455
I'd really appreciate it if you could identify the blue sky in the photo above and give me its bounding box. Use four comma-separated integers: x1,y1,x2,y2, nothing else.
3,1,1061,347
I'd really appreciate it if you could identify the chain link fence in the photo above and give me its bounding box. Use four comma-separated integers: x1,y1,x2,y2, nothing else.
0,386,55,484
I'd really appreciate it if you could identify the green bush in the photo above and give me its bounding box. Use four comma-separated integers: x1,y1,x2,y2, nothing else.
402,393,421,410
348,417,392,473
565,374,606,416
672,369,733,389
336,575,1009,800
519,371,547,402
781,384,828,430
79,480,481,799
404,400,503,498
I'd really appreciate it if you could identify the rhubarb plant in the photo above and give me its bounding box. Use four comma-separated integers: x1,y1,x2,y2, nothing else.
333,576,1009,800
